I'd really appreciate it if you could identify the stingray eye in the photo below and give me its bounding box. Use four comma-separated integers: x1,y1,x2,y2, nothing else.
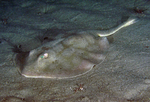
41,53,49,59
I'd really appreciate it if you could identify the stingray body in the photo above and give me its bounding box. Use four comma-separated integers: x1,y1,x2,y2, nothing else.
15,18,137,79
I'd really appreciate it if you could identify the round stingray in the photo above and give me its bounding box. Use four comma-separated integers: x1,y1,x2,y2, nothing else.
15,34,109,79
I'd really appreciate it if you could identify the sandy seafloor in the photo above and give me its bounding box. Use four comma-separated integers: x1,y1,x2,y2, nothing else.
0,0,150,101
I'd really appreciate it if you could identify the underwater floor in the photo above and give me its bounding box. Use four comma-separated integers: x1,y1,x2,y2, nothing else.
0,0,150,101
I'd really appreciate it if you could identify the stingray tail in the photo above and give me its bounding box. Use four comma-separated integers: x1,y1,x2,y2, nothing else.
122,18,138,27
98,18,138,37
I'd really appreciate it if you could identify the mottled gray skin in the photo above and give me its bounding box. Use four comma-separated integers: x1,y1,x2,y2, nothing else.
16,34,109,79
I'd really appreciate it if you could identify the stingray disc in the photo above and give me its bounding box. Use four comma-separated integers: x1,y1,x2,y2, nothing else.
15,34,109,79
